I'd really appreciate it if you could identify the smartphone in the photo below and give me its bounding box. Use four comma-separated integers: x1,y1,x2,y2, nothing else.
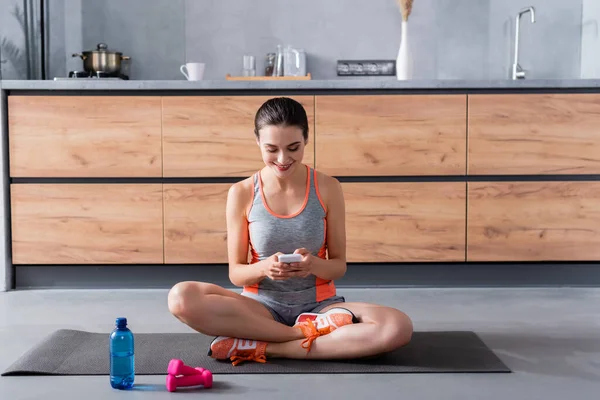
278,254,302,263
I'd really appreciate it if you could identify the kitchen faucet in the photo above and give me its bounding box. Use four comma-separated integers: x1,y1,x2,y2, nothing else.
512,6,536,80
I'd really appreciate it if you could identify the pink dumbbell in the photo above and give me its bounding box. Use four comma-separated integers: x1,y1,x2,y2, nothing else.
166,359,212,392
166,370,213,392
167,359,206,376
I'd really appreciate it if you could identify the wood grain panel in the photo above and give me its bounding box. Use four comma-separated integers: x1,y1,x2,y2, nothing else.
163,96,315,177
315,95,466,176
8,96,162,177
11,184,163,264
164,184,229,263
467,182,600,261
468,94,600,174
343,182,466,262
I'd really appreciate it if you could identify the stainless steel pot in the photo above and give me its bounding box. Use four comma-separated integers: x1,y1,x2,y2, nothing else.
72,43,130,75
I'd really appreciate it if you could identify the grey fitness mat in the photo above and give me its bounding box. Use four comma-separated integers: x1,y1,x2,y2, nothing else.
2,329,510,376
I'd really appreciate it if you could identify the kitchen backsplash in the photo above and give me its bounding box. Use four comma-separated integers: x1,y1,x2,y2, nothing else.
0,0,594,80
582,0,600,79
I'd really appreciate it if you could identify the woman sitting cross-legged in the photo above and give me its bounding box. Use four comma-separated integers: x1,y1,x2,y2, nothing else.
167,97,413,365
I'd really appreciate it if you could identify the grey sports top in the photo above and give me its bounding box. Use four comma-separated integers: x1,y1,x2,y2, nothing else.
243,164,337,305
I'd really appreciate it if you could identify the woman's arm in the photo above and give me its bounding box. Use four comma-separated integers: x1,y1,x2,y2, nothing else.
225,180,270,287
296,174,347,281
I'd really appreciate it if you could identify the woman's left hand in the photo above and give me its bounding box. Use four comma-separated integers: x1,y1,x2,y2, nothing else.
283,248,313,278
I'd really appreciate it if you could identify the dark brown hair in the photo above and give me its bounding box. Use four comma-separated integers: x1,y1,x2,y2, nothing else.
254,97,309,142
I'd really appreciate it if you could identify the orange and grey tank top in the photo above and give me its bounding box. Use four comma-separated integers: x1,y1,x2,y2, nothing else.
243,164,337,305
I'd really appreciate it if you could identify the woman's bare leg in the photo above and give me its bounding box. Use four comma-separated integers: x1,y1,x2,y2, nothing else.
265,302,413,359
167,281,305,343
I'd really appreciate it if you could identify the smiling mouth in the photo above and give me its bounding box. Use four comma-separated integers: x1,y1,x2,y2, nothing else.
274,162,293,171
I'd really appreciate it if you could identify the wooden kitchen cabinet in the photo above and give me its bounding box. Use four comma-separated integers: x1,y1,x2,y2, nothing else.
468,94,600,175
315,95,467,176
343,182,466,262
164,181,467,264
467,181,600,261
11,184,164,264
162,96,315,177
163,184,230,263
8,96,162,177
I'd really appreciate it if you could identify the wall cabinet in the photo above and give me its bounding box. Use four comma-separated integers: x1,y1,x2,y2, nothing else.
468,94,600,175
7,92,599,266
8,96,162,177
163,184,230,264
315,95,467,176
162,96,315,177
467,181,600,261
343,182,466,262
11,184,164,264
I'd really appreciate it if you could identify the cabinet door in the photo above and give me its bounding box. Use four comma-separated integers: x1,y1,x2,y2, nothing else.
163,96,315,177
11,184,164,264
467,182,600,261
343,182,466,262
315,95,466,176
468,94,600,175
8,96,162,177
164,184,229,263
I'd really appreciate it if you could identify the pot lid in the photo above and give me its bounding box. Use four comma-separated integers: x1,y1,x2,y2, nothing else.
87,43,120,53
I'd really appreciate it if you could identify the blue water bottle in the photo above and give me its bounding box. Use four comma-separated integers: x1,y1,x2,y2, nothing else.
109,317,135,389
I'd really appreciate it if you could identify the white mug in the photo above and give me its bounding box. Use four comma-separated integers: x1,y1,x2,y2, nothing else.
180,62,205,81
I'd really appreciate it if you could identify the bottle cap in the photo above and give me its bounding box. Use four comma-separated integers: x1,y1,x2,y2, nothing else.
116,317,127,327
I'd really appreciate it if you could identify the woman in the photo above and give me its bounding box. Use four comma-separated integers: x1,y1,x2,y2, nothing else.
168,97,413,366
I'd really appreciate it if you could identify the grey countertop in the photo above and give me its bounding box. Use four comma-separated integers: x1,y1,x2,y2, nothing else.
2,78,600,91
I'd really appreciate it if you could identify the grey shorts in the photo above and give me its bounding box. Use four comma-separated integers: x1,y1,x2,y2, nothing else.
241,292,346,326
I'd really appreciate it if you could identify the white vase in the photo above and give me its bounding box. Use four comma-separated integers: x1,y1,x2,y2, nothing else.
396,20,413,80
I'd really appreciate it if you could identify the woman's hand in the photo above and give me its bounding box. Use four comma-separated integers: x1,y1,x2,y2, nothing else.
262,249,314,280
263,252,297,281
287,248,313,278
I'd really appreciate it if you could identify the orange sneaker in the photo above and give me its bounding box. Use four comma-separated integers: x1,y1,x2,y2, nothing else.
293,307,358,352
207,336,267,366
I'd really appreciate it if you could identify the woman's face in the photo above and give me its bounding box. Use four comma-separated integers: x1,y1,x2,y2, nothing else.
257,124,306,178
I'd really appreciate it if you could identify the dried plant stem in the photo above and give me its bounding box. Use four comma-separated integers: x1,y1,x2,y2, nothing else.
397,0,413,21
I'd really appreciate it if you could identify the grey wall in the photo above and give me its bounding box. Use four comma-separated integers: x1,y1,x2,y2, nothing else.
80,0,185,80
78,0,587,80
582,0,600,78
185,0,411,80
0,0,25,79
183,0,484,80
47,0,66,79
489,0,583,80
83,0,580,81
1,0,592,80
